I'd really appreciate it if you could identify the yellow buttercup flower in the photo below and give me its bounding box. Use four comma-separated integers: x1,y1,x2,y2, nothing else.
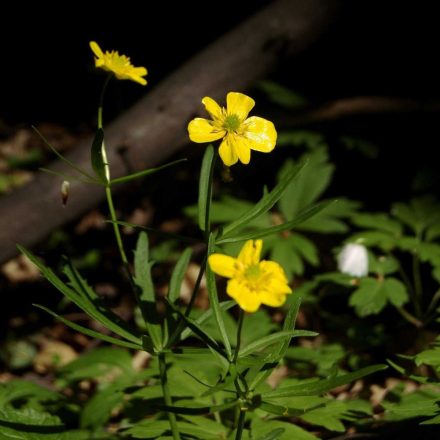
208,240,291,313
188,92,277,166
89,41,147,86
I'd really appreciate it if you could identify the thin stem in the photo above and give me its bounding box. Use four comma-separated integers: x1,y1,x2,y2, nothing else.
233,309,245,364
158,352,181,440
105,185,129,266
396,307,423,328
234,409,246,440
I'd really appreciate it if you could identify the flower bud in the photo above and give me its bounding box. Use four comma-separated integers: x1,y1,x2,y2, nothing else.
337,243,368,277
61,181,70,206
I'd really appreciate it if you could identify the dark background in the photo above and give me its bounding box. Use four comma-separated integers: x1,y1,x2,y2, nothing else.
1,1,440,204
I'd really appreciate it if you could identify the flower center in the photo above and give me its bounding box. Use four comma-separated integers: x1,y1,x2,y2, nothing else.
223,114,241,132
245,264,261,280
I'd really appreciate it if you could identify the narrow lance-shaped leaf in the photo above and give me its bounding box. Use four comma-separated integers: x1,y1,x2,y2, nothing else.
110,159,187,185
134,232,163,349
19,246,141,345
198,144,216,232
34,304,143,351
220,161,306,238
91,128,107,183
239,330,318,358
168,247,193,302
249,296,302,390
217,200,333,244
207,233,232,359
262,364,388,399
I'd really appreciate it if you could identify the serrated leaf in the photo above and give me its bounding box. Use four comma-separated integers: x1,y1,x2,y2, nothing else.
351,213,402,235
300,400,347,432
255,428,286,440
384,277,408,307
349,278,387,316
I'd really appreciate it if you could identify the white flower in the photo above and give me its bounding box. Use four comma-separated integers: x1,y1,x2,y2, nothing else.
337,243,368,277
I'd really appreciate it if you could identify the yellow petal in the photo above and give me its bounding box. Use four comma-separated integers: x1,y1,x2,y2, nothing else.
188,118,225,143
90,41,104,58
208,254,236,278
227,279,261,313
238,240,262,266
226,92,255,121
202,97,224,122
258,290,289,308
218,135,238,166
243,116,277,152
229,134,251,165
132,66,148,76
130,75,147,86
260,261,289,284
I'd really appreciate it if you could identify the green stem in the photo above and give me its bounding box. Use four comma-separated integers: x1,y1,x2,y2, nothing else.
158,352,181,440
234,409,246,440
233,309,245,364
396,307,423,328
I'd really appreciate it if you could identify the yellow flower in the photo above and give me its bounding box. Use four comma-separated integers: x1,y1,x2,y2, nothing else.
208,240,291,313
188,92,277,166
89,41,147,86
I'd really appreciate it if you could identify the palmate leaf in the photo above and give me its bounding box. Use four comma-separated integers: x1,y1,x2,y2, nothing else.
19,246,141,346
251,418,318,440
262,364,387,399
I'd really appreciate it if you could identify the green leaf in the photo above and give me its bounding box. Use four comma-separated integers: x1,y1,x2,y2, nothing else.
168,247,192,302
19,246,141,345
300,400,347,432
276,130,325,150
249,297,301,390
262,364,387,398
255,428,286,440
110,159,186,185
351,213,403,235
415,347,440,370
368,254,399,276
258,80,307,109
220,161,305,238
384,277,409,307
198,145,216,232
34,304,143,350
349,278,387,316
91,128,107,182
217,200,332,244
251,418,318,440
134,232,162,349
80,381,126,429
206,233,232,359
239,330,317,358
180,301,235,341
166,300,226,358
278,153,333,221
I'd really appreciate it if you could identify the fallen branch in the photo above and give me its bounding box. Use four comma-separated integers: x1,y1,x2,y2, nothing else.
0,0,338,264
